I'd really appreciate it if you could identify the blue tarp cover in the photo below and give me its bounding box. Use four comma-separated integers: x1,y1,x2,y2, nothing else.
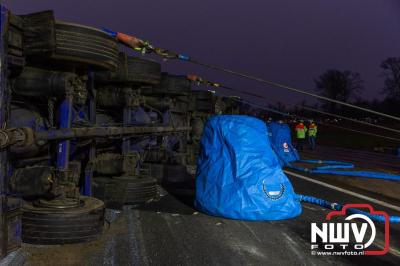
267,122,300,165
195,115,302,221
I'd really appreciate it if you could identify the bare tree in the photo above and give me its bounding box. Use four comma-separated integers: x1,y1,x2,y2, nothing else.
314,69,364,112
381,57,400,100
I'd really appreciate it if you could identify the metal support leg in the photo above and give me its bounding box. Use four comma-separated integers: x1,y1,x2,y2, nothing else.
56,96,73,170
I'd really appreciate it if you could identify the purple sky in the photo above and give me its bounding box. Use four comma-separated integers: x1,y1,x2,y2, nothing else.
4,0,400,106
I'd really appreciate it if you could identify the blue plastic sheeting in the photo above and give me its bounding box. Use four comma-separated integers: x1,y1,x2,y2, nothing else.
195,115,302,221
267,122,299,165
297,194,400,223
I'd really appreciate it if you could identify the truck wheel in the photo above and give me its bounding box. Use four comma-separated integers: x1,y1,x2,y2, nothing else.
117,53,161,85
193,91,213,100
163,164,187,183
92,177,126,209
95,53,161,85
112,176,158,204
170,113,188,127
170,100,189,114
52,21,119,70
146,163,164,182
160,74,191,94
22,196,105,245
23,11,119,70
195,101,214,112
141,74,191,96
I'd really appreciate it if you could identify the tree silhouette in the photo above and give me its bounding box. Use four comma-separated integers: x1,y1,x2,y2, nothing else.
381,57,400,100
314,69,364,112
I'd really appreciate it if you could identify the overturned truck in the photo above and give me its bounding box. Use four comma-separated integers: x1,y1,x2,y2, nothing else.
1,9,189,248
0,8,242,254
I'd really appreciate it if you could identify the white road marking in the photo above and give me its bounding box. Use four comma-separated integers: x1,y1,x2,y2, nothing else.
241,221,262,243
282,232,309,265
284,170,400,213
302,205,318,211
374,239,400,257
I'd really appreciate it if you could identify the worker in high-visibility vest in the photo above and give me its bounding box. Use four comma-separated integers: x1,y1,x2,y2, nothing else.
308,121,318,150
295,120,307,151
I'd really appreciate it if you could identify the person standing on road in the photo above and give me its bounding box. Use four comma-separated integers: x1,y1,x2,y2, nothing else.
295,120,307,151
308,120,318,150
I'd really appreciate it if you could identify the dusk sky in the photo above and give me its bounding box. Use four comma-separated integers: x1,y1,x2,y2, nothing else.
4,0,400,106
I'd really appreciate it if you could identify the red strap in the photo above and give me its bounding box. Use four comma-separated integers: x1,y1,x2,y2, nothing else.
116,32,143,49
187,75,199,82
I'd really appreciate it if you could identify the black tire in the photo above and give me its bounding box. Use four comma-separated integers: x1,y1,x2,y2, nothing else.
22,197,105,245
8,13,24,62
95,53,161,85
92,177,114,200
195,101,214,112
53,21,119,70
146,163,164,182
163,164,187,183
161,74,191,93
112,176,158,204
193,91,213,100
92,177,125,209
191,117,205,141
94,153,124,176
170,100,189,114
214,99,227,114
144,150,166,163
22,11,119,70
141,74,191,96
170,113,188,127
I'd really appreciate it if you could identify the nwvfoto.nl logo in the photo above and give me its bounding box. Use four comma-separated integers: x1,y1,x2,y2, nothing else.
310,204,389,256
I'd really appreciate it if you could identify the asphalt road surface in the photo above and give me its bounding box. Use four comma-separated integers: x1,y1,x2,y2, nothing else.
2,148,400,266
118,170,400,266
